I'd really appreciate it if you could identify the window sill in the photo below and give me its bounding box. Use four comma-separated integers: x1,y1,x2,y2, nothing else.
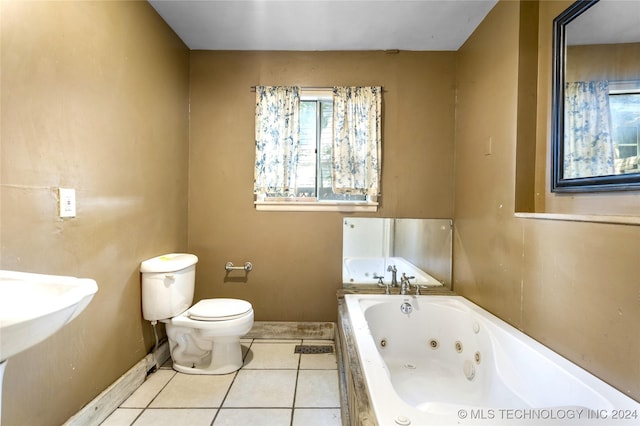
255,201,378,212
514,212,640,226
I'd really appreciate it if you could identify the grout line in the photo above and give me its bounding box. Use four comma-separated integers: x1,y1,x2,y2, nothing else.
214,407,295,410
144,370,177,410
209,338,254,425
129,408,144,426
289,347,303,426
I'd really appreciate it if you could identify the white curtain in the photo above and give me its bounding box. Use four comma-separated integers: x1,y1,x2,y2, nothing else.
332,86,382,196
254,86,300,195
564,81,615,178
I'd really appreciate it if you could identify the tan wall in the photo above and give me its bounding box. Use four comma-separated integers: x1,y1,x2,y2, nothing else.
188,51,456,321
0,1,190,425
454,0,640,402
567,43,640,82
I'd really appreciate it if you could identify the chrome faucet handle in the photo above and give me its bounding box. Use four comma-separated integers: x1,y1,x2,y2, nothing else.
402,274,425,295
399,273,411,295
374,274,390,294
401,273,415,281
400,273,417,294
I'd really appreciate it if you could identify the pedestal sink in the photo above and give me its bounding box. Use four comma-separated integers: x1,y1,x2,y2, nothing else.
0,270,98,425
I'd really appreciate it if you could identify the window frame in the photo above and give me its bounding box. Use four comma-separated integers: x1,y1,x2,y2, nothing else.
255,88,379,212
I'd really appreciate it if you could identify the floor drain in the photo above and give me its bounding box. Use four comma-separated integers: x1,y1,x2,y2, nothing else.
294,345,334,354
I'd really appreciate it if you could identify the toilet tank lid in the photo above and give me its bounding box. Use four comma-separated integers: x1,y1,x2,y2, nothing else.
140,253,198,273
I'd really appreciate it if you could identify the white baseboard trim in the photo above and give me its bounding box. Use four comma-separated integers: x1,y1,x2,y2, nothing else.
63,341,170,426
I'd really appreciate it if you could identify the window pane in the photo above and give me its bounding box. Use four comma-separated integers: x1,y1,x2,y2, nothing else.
297,101,317,197
611,93,640,161
317,100,334,199
317,100,366,201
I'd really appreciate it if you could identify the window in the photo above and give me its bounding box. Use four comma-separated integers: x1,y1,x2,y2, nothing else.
298,91,366,202
609,81,640,175
254,86,382,212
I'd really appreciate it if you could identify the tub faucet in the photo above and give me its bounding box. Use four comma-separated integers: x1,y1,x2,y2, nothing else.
387,265,398,287
400,273,416,295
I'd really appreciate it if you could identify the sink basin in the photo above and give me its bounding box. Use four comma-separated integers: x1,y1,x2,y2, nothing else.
0,270,98,362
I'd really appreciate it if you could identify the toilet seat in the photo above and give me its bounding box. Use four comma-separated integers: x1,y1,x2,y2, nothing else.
187,298,253,321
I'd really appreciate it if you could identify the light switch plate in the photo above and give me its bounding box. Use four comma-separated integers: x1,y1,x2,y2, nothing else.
59,187,76,218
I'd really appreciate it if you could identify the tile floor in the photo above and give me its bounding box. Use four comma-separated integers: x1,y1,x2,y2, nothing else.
101,339,342,426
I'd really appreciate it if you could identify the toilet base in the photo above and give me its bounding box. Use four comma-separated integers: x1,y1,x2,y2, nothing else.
171,335,245,375
165,318,252,375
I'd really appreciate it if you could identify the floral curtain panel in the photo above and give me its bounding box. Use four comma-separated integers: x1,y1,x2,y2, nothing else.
332,86,382,196
254,86,300,195
564,81,615,178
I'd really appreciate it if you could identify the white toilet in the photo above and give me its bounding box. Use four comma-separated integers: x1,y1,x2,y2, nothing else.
140,253,254,374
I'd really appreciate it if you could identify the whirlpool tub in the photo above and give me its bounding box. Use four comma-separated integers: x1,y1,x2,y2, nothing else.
339,294,640,425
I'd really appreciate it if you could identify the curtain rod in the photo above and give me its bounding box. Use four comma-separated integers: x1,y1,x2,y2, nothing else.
250,86,385,92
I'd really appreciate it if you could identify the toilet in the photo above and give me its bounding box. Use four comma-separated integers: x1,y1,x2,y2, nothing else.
140,253,254,374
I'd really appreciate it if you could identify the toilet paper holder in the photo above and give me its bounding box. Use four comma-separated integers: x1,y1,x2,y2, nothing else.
225,262,253,272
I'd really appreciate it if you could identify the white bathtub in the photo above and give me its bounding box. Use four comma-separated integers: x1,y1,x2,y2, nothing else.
343,294,640,425
342,257,443,287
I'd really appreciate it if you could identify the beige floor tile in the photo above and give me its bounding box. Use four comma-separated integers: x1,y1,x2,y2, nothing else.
149,373,235,408
213,408,291,425
299,346,337,370
292,408,342,426
295,370,340,408
243,342,300,369
132,408,216,426
100,408,142,426
223,370,297,407
120,370,175,408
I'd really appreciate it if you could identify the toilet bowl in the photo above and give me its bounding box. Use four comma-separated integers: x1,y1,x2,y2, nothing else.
165,299,254,374
140,254,254,375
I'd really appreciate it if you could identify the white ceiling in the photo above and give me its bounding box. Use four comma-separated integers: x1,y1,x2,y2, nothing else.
567,0,640,46
148,0,498,51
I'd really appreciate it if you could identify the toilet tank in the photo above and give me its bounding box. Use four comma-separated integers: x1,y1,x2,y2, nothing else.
140,253,198,321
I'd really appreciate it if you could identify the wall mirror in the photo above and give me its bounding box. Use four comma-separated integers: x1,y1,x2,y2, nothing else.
552,0,640,192
342,218,452,289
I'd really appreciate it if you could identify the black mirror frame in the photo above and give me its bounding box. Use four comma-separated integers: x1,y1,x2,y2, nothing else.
551,0,640,193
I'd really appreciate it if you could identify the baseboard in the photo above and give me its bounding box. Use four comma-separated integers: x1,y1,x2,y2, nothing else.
63,341,170,426
245,321,335,340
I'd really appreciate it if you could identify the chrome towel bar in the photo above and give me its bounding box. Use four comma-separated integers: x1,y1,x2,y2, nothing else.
225,262,253,272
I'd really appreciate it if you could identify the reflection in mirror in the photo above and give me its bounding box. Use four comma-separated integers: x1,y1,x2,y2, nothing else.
552,0,640,192
342,218,452,289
